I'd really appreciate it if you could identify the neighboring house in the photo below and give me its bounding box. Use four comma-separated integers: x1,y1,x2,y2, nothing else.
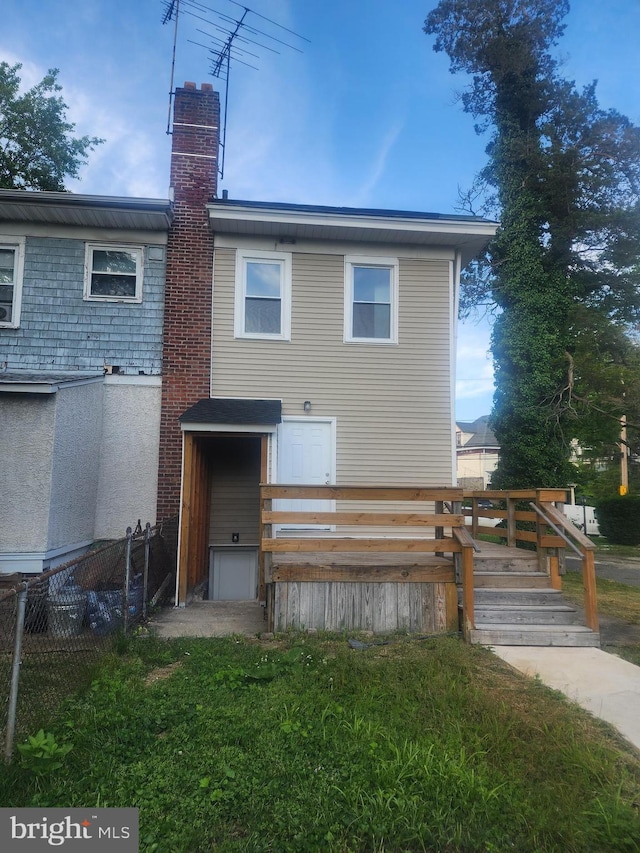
456,416,500,490
0,191,171,573
157,84,498,605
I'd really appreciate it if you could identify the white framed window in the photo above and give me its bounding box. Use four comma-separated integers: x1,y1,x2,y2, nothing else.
344,255,398,343
234,249,291,340
0,237,25,328
84,244,144,302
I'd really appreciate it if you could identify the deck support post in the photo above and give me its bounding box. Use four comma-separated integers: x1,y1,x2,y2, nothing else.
549,554,561,590
582,549,599,632
461,544,474,640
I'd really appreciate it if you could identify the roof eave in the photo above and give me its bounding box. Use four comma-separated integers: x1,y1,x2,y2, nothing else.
206,201,497,266
0,189,173,231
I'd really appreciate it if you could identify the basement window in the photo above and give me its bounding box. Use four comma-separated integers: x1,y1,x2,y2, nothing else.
234,249,291,340
84,244,143,302
0,237,25,328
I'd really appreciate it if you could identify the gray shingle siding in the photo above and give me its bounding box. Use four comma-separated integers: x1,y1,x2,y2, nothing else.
1,236,165,373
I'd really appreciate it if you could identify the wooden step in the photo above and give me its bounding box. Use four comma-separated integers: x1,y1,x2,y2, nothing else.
472,588,563,606
475,604,579,626
473,571,550,589
469,624,600,647
473,556,539,572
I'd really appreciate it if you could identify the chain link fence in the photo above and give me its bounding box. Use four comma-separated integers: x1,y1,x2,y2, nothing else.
0,517,178,761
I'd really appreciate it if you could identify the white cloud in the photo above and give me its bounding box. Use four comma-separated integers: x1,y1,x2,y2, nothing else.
352,122,404,207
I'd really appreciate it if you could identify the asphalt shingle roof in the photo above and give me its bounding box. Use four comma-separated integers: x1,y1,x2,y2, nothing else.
179,398,282,425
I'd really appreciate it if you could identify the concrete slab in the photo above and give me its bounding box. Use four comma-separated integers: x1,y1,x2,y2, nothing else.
149,600,266,638
493,646,640,752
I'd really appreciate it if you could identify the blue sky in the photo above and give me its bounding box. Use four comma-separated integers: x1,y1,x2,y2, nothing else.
2,0,638,420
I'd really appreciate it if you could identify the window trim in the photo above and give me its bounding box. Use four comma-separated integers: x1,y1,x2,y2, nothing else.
83,243,144,303
0,236,25,329
344,255,398,344
234,248,292,341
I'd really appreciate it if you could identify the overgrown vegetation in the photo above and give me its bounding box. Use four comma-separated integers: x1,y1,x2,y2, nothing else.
2,635,639,852
596,496,640,545
424,1,640,488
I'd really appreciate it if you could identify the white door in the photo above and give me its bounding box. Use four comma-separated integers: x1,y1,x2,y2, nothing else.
277,419,335,528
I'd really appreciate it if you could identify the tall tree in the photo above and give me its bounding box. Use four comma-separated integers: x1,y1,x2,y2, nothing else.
0,62,102,191
424,0,640,488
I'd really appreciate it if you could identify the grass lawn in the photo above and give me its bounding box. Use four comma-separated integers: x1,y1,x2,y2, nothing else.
562,573,640,626
1,634,640,852
561,572,640,666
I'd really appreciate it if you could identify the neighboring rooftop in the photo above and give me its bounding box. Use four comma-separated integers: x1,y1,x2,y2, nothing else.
457,416,499,449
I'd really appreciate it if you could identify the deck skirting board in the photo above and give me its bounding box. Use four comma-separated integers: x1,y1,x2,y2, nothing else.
272,580,458,634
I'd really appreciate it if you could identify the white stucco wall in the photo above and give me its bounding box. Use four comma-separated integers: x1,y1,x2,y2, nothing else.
0,393,56,552
48,381,104,551
93,378,161,539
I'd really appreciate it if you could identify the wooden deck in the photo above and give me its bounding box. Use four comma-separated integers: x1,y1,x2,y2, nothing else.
260,486,600,645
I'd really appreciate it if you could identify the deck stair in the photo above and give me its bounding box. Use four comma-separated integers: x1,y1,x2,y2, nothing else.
465,543,600,647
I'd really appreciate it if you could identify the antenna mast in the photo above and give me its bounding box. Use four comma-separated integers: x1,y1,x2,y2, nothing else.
163,0,181,135
162,0,308,180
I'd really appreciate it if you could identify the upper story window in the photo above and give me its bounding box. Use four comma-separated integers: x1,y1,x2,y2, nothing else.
234,249,291,340
0,237,25,328
84,244,143,302
344,255,398,343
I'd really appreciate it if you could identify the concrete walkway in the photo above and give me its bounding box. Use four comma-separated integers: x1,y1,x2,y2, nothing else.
493,646,640,752
149,600,266,638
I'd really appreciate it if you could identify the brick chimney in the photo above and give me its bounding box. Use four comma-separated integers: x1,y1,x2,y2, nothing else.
157,82,220,520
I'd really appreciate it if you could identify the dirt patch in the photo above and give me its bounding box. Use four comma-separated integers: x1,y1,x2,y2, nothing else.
144,661,182,686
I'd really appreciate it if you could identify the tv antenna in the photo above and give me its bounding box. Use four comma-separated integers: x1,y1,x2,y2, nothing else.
162,0,309,180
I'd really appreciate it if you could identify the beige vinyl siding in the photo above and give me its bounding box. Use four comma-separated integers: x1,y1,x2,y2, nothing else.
208,436,261,546
212,247,454,486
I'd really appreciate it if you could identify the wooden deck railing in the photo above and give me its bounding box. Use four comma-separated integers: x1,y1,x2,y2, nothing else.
259,485,477,637
464,490,598,632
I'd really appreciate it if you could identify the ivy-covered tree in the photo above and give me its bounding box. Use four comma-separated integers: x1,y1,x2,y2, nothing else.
0,62,103,191
424,0,640,488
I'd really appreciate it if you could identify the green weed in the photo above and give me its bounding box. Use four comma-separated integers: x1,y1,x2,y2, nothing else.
16,729,73,776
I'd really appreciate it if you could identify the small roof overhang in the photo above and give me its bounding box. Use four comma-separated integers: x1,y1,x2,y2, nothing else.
0,189,173,231
180,397,282,433
207,199,498,267
0,371,103,394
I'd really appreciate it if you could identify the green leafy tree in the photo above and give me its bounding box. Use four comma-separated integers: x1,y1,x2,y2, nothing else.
0,62,103,191
424,0,640,489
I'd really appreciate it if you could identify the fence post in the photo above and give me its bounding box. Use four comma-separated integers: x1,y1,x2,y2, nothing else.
143,522,151,620
123,527,132,634
5,587,27,763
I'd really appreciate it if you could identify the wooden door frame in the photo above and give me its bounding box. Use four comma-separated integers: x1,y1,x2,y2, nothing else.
177,430,270,606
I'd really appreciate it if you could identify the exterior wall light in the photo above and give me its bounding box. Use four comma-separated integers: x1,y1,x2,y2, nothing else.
303,400,311,413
